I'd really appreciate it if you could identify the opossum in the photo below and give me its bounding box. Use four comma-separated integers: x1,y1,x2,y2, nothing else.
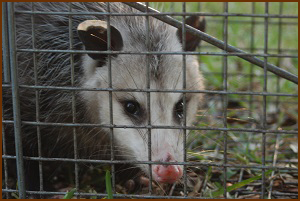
3,2,205,191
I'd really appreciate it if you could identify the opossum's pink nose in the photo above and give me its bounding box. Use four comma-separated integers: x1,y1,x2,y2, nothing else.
153,164,183,183
152,153,183,183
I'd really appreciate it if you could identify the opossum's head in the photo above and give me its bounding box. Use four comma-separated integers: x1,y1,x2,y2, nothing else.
78,16,205,184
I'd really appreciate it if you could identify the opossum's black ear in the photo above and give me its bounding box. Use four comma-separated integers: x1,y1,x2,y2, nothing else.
77,20,123,64
177,16,206,51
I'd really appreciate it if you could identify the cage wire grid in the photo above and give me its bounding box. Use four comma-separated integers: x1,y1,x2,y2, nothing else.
2,2,298,199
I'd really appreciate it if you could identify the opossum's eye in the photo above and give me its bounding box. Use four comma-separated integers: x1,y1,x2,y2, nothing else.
124,101,141,116
175,99,184,119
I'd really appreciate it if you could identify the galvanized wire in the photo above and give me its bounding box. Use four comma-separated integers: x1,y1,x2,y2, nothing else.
2,3,10,83
2,84,298,97
106,2,117,195
68,2,80,197
261,3,269,198
15,48,299,58
248,2,256,118
2,119,297,135
2,112,9,199
222,3,229,198
31,2,44,197
2,4,10,198
6,2,26,198
181,2,188,197
13,10,298,18
2,154,298,171
145,1,153,194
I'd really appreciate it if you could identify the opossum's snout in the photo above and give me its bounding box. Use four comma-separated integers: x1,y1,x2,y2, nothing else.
152,153,183,183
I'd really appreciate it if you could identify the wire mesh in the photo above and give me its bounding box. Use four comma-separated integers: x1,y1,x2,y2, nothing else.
2,2,298,199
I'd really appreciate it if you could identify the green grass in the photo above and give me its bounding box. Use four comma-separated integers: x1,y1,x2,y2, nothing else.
63,188,77,199
105,170,113,199
210,170,273,198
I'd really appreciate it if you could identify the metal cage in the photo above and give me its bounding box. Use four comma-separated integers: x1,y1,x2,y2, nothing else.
2,2,298,199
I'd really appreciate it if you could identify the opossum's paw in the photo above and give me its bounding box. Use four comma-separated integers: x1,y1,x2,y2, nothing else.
115,176,146,194
124,179,136,192
137,175,151,187
134,176,171,195
122,176,150,193
119,175,166,194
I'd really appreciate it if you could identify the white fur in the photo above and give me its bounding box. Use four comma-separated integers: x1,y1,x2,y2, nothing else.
46,1,205,176
81,48,204,174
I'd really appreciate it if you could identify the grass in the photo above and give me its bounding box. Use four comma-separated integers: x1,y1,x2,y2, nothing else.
210,170,273,198
60,170,112,199
63,188,76,199
105,170,113,199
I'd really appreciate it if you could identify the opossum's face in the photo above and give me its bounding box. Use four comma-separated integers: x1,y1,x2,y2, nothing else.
81,53,204,183
78,16,205,183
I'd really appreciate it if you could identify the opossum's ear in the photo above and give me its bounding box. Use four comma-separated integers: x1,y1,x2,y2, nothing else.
77,20,123,64
177,16,206,51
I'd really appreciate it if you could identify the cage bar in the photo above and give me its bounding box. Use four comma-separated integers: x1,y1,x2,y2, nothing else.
6,2,26,199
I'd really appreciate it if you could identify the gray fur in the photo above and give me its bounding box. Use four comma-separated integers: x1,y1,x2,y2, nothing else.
3,2,205,187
